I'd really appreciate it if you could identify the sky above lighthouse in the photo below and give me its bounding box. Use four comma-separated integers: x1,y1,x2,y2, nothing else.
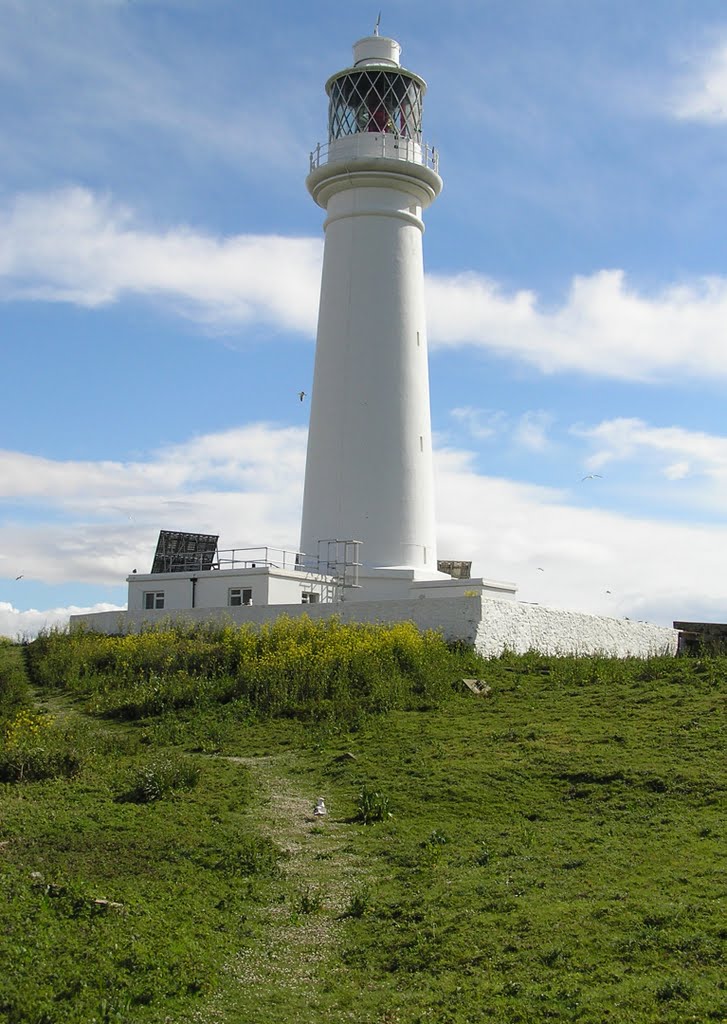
3,0,727,635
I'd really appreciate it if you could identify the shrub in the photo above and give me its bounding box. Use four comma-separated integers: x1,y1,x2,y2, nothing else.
294,885,324,915
26,619,471,726
215,835,280,877
123,755,200,803
0,642,31,723
0,709,85,782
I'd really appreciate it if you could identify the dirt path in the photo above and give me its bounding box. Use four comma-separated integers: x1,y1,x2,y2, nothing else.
194,754,372,1023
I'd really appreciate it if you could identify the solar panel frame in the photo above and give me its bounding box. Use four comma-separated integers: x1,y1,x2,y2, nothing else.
151,530,219,574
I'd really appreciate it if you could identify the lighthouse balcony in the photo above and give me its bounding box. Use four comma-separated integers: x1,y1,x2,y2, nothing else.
309,134,438,173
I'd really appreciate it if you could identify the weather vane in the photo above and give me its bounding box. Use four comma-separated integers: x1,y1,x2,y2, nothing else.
374,11,381,35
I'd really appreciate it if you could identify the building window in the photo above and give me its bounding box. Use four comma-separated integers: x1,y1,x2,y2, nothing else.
144,591,164,610
301,591,320,604
229,588,252,607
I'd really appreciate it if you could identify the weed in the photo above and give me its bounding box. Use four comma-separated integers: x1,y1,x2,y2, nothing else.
423,829,449,847
475,845,493,866
25,618,470,727
215,834,280,877
356,785,391,824
343,886,371,918
0,642,31,722
122,754,200,803
656,978,692,1002
0,709,86,782
294,885,324,915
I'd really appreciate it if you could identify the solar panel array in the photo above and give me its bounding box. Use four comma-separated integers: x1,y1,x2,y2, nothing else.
151,530,219,574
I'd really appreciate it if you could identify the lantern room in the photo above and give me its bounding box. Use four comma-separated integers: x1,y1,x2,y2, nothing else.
326,35,425,143
308,33,439,184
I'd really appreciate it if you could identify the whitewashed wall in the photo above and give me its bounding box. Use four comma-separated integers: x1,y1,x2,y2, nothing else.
72,594,678,658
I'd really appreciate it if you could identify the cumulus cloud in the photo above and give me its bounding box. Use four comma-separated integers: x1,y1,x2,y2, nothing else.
426,268,727,381
0,424,307,588
0,601,124,642
3,421,727,636
4,188,727,381
671,43,727,122
0,188,321,331
434,445,727,626
574,417,727,485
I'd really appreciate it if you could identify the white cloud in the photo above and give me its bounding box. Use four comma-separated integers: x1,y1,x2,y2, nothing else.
672,43,727,122
664,461,690,481
434,445,727,627
426,268,727,381
0,0,311,179
450,407,506,441
513,411,553,452
574,417,727,485
5,188,727,382
0,601,124,642
450,407,553,452
0,188,321,332
0,424,307,587
4,422,727,635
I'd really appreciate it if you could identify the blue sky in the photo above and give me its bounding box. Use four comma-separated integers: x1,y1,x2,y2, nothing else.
3,0,727,635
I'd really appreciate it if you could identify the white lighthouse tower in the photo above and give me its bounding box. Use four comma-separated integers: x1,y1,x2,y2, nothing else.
300,30,447,594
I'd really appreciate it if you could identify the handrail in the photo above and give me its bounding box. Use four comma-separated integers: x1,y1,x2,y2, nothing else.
309,136,439,174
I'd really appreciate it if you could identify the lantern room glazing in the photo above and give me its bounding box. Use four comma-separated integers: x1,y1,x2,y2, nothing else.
326,67,425,143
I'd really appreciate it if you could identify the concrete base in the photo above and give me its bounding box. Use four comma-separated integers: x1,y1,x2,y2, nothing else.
344,567,517,603
71,593,678,659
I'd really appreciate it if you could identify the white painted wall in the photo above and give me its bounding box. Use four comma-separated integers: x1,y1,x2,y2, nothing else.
300,177,440,573
72,594,678,659
127,568,333,613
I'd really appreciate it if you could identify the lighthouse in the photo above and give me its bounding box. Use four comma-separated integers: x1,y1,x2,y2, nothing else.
300,30,447,592
73,28,676,657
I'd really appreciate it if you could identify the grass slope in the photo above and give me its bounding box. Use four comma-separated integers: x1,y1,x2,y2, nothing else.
0,630,725,1023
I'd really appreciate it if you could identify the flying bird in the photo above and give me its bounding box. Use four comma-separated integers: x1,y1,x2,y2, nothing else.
298,391,307,402
536,567,545,572
15,574,23,580
581,474,603,481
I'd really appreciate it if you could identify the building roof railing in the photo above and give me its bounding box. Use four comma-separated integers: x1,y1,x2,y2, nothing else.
216,547,304,572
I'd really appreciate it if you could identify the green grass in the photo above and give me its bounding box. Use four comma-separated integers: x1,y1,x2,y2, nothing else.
0,639,31,721
1,632,725,1022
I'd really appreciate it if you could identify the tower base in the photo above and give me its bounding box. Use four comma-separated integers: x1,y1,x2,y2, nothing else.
342,567,517,603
